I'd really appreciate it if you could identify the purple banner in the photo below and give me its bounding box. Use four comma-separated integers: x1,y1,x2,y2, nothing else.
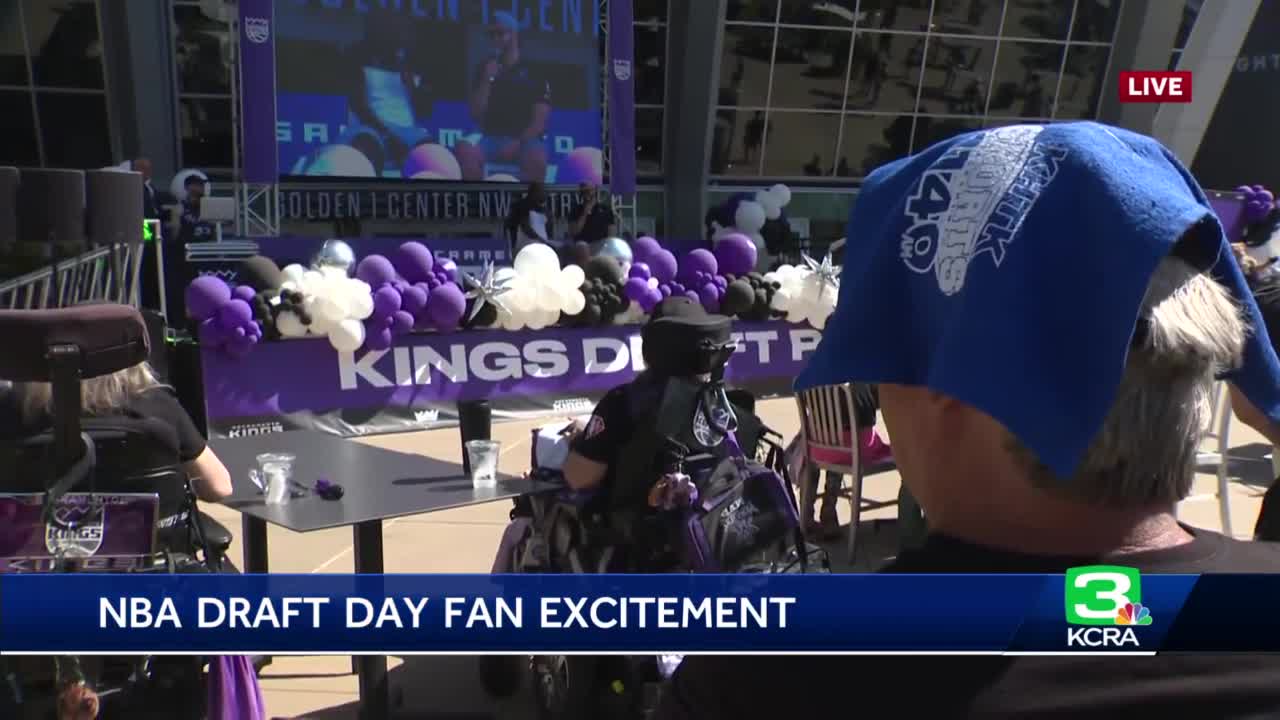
607,0,636,195
0,493,158,573
201,320,815,438
238,0,279,183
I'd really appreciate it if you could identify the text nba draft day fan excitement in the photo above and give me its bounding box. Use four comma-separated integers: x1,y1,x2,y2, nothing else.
8,1,1280,719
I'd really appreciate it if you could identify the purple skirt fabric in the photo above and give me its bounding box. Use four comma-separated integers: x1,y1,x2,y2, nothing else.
207,655,266,720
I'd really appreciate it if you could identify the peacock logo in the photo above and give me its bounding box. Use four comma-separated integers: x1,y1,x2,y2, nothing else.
1115,602,1152,626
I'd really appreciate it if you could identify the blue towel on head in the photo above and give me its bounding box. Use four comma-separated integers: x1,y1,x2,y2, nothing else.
796,121,1280,479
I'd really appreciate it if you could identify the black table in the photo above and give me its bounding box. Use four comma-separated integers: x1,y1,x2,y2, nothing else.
209,429,556,719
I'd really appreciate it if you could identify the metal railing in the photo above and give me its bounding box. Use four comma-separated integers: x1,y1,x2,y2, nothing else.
0,241,149,312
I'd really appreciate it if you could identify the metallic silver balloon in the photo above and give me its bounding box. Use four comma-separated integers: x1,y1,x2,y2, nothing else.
594,237,633,266
314,239,356,273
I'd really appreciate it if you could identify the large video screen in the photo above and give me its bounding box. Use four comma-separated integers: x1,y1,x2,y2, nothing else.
275,1,603,184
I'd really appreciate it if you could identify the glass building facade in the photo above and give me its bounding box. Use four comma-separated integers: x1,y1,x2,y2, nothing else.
0,0,115,169
713,0,1126,181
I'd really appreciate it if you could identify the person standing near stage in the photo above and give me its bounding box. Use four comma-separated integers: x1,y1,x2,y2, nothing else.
177,175,214,246
455,11,552,182
568,182,616,246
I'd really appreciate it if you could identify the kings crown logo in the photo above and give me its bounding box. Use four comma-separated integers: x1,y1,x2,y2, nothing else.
613,59,632,82
245,17,270,44
46,499,106,558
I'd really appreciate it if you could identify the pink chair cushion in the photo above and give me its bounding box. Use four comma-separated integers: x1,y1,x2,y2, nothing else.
808,430,854,466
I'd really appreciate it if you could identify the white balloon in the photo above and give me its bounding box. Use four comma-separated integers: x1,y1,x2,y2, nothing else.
328,319,366,353
754,190,781,220
536,282,564,313
495,267,518,283
769,184,792,207
809,310,828,330
762,201,782,221
318,265,348,280
772,288,794,313
514,243,560,275
275,310,308,338
312,295,347,326
281,280,298,292
734,200,767,233
559,264,585,291
563,289,587,316
711,225,735,245
281,264,306,285
647,277,660,290
302,270,324,288
347,290,375,320
748,231,765,250
762,272,779,285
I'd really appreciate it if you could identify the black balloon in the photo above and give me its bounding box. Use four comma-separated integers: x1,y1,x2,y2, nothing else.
722,280,755,316
239,255,284,291
584,256,624,285
465,300,498,329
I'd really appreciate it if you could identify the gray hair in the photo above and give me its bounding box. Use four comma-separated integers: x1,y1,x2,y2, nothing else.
16,362,164,422
1009,256,1247,507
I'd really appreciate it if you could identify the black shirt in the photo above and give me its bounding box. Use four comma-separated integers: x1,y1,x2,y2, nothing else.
570,201,616,244
178,199,214,244
0,386,207,464
569,385,634,486
478,61,551,138
656,529,1280,719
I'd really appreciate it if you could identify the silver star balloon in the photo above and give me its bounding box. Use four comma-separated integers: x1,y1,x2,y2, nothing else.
462,261,513,323
802,253,840,291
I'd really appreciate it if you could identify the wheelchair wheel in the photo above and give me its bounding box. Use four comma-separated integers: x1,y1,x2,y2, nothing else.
477,655,523,698
531,655,642,720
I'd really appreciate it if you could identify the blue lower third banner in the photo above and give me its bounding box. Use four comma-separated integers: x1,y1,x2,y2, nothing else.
0,572,1272,654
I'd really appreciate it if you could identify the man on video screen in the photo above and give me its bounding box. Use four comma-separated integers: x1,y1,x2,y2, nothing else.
454,11,551,182
340,11,436,175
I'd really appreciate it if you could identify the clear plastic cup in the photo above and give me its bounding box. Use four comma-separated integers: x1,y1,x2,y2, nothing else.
256,453,296,505
466,440,500,488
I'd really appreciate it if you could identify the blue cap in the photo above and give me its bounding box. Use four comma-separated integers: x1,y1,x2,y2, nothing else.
796,122,1280,478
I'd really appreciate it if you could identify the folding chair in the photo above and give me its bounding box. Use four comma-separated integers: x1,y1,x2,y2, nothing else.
1185,381,1235,536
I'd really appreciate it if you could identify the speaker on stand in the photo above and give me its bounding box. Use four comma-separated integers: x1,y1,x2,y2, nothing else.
86,169,146,308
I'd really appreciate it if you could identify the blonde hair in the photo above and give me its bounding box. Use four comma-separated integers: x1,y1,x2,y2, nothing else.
1009,256,1246,507
17,362,165,422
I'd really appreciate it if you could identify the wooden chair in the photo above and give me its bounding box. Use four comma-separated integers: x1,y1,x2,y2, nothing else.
795,383,896,562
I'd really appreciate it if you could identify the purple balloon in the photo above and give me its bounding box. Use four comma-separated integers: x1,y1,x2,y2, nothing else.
198,318,224,348
649,249,678,284
1254,185,1266,193
632,236,662,264
679,249,718,285
391,310,415,335
683,290,701,304
1261,190,1275,204
714,276,728,290
629,262,652,281
372,284,403,320
670,281,686,295
1237,185,1253,194
699,283,721,313
401,284,429,315
217,298,253,330
638,287,662,313
185,275,231,321
427,283,466,331
366,326,394,351
232,285,257,303
624,277,651,302
436,257,459,283
394,242,435,284
714,232,759,276
356,254,398,287
659,284,672,298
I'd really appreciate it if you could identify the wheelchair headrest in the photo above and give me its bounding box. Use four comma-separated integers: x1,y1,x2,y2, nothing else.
0,304,150,382
641,298,733,377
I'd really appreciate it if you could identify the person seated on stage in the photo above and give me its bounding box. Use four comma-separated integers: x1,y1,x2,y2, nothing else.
506,182,553,253
568,182,617,247
657,123,1280,718
339,9,436,174
0,359,232,502
562,297,757,507
454,11,552,182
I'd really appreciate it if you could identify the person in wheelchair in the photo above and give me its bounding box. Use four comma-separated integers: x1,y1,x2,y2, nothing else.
563,297,762,498
1,358,232,503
